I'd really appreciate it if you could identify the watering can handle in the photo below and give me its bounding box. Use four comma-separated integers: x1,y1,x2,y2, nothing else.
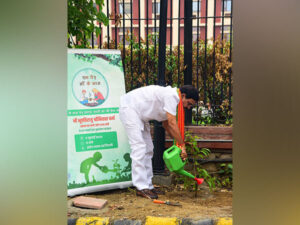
178,146,188,161
180,149,188,165
182,158,187,165
166,148,174,154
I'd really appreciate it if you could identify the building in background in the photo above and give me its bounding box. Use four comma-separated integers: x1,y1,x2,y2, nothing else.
95,0,232,47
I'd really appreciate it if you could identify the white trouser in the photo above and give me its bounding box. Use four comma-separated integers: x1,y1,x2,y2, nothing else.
119,106,154,190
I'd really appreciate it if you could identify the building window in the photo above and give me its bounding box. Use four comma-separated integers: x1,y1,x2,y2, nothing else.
193,1,201,13
193,34,199,41
119,27,131,35
193,26,200,41
119,35,130,45
152,27,159,33
146,27,159,34
119,3,131,14
147,28,159,42
193,27,200,33
221,25,231,42
88,33,98,47
222,0,231,13
119,27,131,45
152,2,160,14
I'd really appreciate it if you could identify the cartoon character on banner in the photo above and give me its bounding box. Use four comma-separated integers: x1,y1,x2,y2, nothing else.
80,152,108,184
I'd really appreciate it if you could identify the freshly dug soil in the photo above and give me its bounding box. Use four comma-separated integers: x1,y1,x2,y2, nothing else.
68,185,232,221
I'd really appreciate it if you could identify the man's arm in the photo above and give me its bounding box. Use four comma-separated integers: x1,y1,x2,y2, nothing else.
163,112,187,160
162,120,173,138
164,113,184,145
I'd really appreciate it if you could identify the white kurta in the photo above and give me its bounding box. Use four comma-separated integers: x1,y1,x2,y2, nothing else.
119,85,179,190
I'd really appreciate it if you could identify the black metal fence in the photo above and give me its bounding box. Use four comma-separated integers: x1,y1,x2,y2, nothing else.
71,0,233,126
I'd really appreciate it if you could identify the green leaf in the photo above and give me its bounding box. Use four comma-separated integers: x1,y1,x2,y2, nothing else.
68,0,109,48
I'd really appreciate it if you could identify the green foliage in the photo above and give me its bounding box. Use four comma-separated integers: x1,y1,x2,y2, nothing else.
176,132,233,192
68,0,108,48
197,115,213,126
197,168,221,191
106,34,233,125
185,132,210,160
176,132,220,193
185,132,221,192
217,163,233,188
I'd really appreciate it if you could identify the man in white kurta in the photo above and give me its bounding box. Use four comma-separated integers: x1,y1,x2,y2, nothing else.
119,85,198,199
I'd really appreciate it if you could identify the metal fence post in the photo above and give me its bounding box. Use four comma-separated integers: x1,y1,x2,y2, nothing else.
184,0,193,124
152,0,168,175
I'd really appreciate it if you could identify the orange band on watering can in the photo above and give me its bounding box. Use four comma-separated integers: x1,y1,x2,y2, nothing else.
176,89,185,146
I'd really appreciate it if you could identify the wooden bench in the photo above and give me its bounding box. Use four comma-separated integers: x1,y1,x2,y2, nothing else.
152,125,232,150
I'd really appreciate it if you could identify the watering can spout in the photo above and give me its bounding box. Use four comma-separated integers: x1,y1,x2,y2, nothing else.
194,177,204,185
177,169,196,179
178,170,204,185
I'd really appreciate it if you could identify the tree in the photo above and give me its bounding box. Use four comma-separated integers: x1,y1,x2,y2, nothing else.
68,0,109,48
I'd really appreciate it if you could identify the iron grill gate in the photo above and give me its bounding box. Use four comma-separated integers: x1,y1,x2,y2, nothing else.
69,0,233,126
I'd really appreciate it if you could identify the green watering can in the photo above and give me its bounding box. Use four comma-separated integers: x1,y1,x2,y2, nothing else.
163,145,204,185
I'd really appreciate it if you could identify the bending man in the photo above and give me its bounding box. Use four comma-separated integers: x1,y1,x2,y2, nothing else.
119,85,198,199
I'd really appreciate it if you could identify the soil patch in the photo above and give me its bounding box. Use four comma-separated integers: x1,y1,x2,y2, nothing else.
68,185,232,221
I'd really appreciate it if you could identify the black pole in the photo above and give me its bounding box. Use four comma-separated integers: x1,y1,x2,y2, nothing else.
138,0,141,87
229,0,233,109
122,0,125,73
146,0,149,85
99,23,102,49
91,32,94,48
212,0,216,121
157,1,167,86
106,0,110,48
152,0,168,175
130,0,133,89
184,0,193,125
114,0,117,49
177,0,181,87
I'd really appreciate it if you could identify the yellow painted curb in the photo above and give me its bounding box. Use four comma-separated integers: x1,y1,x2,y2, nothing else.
145,216,179,225
215,218,233,225
76,217,109,225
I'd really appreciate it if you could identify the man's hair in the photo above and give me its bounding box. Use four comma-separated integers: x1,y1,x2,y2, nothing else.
180,85,199,101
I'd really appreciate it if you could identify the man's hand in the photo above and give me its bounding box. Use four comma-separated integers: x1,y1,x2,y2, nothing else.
180,145,187,161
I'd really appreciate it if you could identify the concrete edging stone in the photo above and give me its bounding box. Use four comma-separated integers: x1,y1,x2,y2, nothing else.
68,217,232,225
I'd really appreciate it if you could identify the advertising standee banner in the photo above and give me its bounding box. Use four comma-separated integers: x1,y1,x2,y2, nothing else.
67,49,132,196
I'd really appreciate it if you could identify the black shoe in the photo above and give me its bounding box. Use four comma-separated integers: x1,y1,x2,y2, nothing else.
151,188,165,195
136,189,158,199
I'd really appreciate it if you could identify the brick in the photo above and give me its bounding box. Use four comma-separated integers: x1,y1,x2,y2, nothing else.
72,196,108,210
